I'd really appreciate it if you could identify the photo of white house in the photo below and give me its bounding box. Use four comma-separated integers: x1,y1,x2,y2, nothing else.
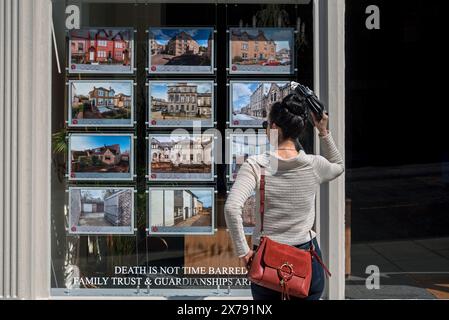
148,187,214,235
149,134,214,181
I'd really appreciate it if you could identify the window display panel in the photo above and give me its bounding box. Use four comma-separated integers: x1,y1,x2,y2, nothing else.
149,134,215,182
148,187,215,235
228,133,270,182
229,28,295,75
148,80,214,128
68,133,134,181
68,80,134,127
69,187,135,235
229,80,292,128
68,28,135,74
148,27,214,74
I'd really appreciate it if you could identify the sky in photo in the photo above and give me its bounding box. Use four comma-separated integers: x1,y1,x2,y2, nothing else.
151,82,212,101
231,28,293,51
71,82,132,96
151,135,212,144
232,82,289,111
150,28,212,47
70,29,131,40
190,190,213,208
71,135,131,152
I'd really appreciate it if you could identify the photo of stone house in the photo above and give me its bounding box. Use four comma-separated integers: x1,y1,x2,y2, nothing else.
149,188,214,234
231,81,291,127
230,134,269,181
69,188,133,234
230,28,294,74
69,81,133,126
149,28,214,73
149,82,213,121
69,28,133,73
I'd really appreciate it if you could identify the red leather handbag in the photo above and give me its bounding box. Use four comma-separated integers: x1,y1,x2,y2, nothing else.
247,168,331,300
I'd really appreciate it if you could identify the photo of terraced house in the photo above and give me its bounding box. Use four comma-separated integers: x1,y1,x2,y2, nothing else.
69,28,133,73
69,134,133,180
149,188,214,235
230,28,294,74
69,188,134,235
149,135,214,181
149,81,213,127
69,80,133,127
149,28,214,73
230,81,292,127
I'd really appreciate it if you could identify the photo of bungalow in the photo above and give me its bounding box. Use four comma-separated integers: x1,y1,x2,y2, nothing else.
149,28,213,73
149,82,213,123
149,188,214,234
231,81,291,127
230,134,269,181
230,28,294,74
69,134,132,180
150,135,213,179
69,188,133,234
69,81,133,126
69,28,133,73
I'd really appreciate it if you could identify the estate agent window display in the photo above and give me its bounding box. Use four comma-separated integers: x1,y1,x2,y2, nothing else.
50,2,314,297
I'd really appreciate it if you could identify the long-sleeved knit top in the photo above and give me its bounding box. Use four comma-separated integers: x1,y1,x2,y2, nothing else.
224,133,345,258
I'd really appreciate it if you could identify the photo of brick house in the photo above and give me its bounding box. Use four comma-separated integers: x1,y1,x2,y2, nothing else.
69,188,133,234
149,82,213,122
69,134,132,180
149,188,214,234
149,135,214,181
69,28,133,73
69,81,133,126
149,28,213,73
231,81,291,126
230,28,294,74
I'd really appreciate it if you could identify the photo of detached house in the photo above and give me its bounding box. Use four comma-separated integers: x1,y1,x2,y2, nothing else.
149,188,214,235
69,134,133,180
229,28,294,74
69,188,134,235
69,80,133,126
149,81,213,127
69,28,133,73
229,134,269,182
230,81,292,127
149,135,214,181
149,28,214,74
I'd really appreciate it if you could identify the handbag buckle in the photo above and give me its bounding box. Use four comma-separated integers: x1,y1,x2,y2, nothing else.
278,262,294,282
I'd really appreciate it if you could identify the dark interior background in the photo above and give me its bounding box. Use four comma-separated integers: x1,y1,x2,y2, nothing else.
346,0,449,242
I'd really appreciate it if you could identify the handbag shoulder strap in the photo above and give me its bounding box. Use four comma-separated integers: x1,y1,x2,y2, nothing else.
260,167,266,233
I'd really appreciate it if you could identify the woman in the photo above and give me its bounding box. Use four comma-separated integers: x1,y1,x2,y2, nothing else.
224,93,345,300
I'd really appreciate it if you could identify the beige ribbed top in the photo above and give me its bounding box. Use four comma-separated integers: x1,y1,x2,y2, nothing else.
224,133,345,257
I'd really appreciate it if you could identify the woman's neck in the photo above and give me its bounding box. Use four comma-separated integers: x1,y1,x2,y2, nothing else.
275,139,299,159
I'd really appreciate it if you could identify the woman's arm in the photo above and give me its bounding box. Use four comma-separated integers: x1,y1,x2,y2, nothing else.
224,161,257,258
311,112,345,183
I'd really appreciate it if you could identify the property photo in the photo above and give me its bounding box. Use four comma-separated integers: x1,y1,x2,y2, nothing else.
229,133,269,182
149,81,214,127
230,81,292,127
68,80,133,127
149,28,214,74
149,134,214,181
229,28,294,74
148,187,214,235
69,28,134,73
69,134,133,181
69,188,134,235
242,191,256,235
